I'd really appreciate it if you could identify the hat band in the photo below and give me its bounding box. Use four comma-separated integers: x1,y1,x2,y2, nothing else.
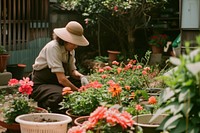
66,27,83,36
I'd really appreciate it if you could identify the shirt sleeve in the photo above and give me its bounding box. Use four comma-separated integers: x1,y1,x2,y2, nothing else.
46,43,65,73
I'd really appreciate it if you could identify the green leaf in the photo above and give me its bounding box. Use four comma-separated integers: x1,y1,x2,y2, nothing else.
169,118,186,133
149,105,173,122
186,62,200,75
170,57,181,66
182,102,193,117
159,87,175,103
178,89,192,102
163,114,182,129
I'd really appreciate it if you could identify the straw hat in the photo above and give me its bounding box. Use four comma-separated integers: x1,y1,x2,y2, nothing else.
53,21,89,46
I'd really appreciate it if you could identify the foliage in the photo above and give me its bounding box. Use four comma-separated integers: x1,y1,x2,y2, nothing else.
60,83,114,116
150,35,200,133
148,34,169,48
58,0,168,57
0,45,7,54
1,77,35,124
67,105,134,133
60,51,166,116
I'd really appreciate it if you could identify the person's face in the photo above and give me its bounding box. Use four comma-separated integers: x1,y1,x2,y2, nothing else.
64,42,78,51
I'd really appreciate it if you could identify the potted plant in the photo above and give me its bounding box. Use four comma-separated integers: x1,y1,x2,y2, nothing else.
0,77,47,132
0,45,10,73
68,105,134,133
150,35,200,132
148,33,169,54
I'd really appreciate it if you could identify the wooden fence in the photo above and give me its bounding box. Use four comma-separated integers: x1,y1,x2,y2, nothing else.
0,0,49,51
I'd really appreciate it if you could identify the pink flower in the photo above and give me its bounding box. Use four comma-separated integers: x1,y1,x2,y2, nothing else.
101,74,107,79
8,77,33,95
67,126,86,133
8,79,19,86
136,65,142,69
119,111,134,128
135,104,143,111
105,108,121,126
142,70,147,75
98,68,104,73
112,61,119,65
89,106,107,124
103,66,112,71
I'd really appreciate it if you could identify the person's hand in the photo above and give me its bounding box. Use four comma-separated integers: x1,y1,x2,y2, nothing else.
81,76,89,86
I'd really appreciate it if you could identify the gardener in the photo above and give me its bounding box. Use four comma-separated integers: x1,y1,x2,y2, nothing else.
30,21,89,113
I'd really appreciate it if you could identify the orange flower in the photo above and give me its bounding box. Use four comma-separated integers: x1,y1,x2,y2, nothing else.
108,83,122,97
148,96,157,104
124,85,130,90
117,67,122,74
62,87,73,95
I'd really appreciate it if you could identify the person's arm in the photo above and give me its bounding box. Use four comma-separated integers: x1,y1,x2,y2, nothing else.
71,70,84,80
71,70,89,86
55,72,79,91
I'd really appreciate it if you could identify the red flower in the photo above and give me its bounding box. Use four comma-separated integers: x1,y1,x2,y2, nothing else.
8,79,19,86
89,106,107,125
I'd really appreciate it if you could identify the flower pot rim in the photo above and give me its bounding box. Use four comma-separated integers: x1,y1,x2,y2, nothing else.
74,116,89,126
132,114,168,127
107,50,120,54
15,113,72,125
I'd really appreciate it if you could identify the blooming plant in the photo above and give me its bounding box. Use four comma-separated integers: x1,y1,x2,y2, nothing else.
149,34,169,48
68,106,134,133
1,77,35,124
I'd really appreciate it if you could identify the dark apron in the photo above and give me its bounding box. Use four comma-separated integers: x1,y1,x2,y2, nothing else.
30,67,64,113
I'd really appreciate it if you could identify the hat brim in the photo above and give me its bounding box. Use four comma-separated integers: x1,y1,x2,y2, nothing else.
54,28,89,46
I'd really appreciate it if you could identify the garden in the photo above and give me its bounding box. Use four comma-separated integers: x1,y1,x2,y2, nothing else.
0,35,200,133
0,0,200,133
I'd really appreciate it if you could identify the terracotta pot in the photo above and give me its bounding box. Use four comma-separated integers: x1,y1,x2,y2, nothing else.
66,109,80,125
132,114,167,133
151,46,163,54
74,116,89,126
107,50,120,62
0,54,10,73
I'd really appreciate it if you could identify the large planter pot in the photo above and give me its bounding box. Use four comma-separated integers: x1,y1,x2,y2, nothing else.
66,109,80,125
132,114,167,133
0,107,48,133
0,54,10,73
7,64,26,79
74,116,89,126
107,50,120,62
15,113,72,133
